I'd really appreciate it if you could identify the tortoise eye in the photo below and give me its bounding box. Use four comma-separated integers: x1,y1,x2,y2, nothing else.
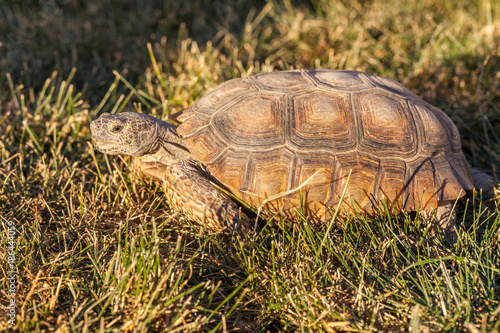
112,125,123,132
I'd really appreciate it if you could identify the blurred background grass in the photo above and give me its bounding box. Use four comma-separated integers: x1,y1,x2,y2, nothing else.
0,0,499,332
0,0,266,99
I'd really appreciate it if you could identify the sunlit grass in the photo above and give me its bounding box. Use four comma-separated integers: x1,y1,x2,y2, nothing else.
0,0,499,331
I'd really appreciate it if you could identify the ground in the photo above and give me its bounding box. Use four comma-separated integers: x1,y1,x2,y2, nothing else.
0,0,499,332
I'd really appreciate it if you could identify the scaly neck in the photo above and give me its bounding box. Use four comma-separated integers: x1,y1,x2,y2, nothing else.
150,121,195,164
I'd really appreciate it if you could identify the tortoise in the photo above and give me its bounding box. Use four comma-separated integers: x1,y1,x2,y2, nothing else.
90,69,494,241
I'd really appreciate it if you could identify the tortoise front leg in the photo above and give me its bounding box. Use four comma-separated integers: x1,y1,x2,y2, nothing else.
133,158,252,231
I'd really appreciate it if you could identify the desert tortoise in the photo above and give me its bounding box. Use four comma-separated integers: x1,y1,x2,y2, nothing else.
91,69,487,239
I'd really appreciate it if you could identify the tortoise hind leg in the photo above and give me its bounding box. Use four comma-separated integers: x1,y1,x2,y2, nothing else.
470,167,498,197
138,159,252,231
421,200,458,244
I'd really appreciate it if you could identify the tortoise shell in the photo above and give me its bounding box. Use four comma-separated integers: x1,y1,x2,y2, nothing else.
174,70,474,220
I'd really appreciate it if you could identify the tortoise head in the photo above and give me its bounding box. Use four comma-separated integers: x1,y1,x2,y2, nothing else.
90,112,166,157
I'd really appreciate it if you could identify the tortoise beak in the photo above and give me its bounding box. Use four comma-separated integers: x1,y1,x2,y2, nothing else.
91,138,122,155
92,138,118,149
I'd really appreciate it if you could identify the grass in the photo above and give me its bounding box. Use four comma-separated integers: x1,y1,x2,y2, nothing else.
0,0,499,331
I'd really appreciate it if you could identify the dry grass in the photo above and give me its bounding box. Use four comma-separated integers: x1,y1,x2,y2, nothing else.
0,0,499,332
